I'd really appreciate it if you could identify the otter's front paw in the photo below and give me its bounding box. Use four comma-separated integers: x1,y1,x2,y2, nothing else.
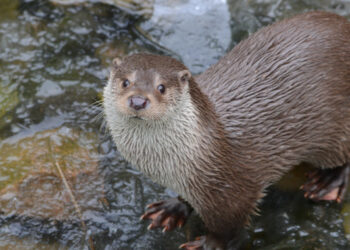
140,197,192,232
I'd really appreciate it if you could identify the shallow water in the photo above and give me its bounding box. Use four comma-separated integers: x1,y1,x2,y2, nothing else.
0,0,350,249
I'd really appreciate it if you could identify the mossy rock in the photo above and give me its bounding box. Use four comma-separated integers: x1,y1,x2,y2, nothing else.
0,127,106,221
0,0,19,22
275,163,312,192
0,84,19,130
342,199,350,241
0,127,99,190
50,0,154,17
0,167,106,221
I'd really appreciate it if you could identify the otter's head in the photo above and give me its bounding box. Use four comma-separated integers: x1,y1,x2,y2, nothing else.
104,53,192,121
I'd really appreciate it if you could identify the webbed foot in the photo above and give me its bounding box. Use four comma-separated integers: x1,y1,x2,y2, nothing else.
140,197,192,232
301,163,350,203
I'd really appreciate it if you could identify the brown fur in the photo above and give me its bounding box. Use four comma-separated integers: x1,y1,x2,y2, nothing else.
197,11,350,180
194,11,350,238
104,11,350,246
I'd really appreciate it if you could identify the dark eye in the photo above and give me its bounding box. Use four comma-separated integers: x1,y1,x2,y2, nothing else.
122,79,130,88
157,84,165,94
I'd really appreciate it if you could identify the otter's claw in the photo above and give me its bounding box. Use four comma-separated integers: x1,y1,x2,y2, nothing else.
179,235,227,250
141,197,192,232
301,163,350,203
179,236,206,250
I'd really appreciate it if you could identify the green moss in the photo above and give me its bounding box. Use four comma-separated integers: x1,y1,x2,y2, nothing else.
0,128,99,190
0,0,19,22
51,0,154,17
342,202,350,240
0,84,19,130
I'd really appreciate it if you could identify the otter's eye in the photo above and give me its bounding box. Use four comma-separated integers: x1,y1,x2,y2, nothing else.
157,84,165,94
122,79,130,88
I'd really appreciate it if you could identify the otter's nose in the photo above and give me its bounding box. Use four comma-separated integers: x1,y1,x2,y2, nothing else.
128,95,150,111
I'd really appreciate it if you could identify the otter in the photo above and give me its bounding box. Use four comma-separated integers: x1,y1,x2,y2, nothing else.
103,11,350,249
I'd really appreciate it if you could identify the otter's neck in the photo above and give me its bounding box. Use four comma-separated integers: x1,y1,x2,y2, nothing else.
108,81,203,200
185,80,264,233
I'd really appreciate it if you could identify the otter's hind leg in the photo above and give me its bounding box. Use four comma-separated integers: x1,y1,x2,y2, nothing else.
301,163,350,203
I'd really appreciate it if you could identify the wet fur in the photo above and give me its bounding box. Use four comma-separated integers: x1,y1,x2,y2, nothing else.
197,11,350,182
104,11,350,244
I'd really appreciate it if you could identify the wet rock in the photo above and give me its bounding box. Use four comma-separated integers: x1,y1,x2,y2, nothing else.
0,233,63,250
95,40,147,67
0,127,105,248
136,0,231,74
50,0,154,17
0,0,19,22
342,202,350,240
0,127,99,190
0,166,105,221
227,0,350,40
0,84,19,130
275,163,311,192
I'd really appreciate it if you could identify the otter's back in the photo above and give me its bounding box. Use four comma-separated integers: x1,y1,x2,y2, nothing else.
196,12,350,175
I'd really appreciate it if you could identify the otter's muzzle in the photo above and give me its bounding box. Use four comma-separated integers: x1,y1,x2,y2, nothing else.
128,95,150,111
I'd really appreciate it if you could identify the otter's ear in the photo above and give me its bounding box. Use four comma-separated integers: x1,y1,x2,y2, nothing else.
112,57,122,68
177,70,191,84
